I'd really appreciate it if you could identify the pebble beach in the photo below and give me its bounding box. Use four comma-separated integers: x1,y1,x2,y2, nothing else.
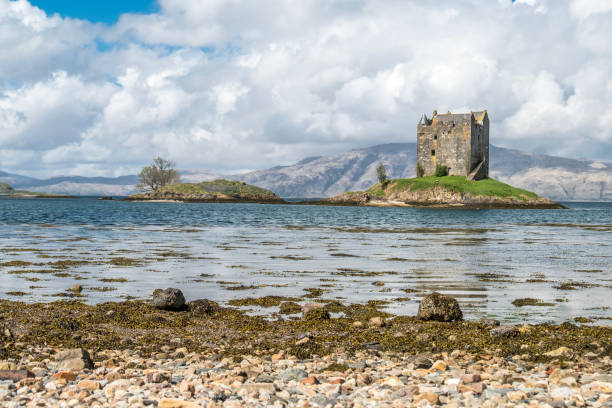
1,293,610,407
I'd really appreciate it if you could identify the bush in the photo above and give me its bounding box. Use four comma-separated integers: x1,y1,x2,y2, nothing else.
416,163,424,178
376,163,387,185
434,164,449,177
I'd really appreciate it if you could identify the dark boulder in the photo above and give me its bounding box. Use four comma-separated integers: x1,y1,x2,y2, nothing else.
187,299,219,316
152,288,186,311
417,292,463,322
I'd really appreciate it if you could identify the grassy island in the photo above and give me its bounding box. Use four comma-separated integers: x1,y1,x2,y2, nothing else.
127,179,284,203
0,182,74,199
367,176,538,200
324,176,565,209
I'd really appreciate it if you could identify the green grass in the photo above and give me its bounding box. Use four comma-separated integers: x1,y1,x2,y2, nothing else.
367,176,539,200
158,179,280,201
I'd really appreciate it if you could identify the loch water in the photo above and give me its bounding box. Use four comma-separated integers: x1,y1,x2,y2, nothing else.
0,198,610,324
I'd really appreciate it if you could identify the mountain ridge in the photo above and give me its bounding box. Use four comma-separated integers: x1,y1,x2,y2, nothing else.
1,144,610,201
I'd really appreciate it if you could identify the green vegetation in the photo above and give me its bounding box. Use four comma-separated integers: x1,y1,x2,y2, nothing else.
367,176,539,200
0,182,14,194
435,164,449,177
157,179,281,201
137,157,180,191
0,299,609,362
376,163,387,184
416,163,424,178
512,298,556,307
0,182,72,198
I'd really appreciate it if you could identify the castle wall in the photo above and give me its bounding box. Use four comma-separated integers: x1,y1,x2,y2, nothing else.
417,111,489,179
417,120,472,176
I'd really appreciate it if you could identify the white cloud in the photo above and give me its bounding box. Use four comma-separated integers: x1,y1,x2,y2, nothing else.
0,0,611,178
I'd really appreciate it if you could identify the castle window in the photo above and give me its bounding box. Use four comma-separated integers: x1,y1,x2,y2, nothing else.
431,150,435,156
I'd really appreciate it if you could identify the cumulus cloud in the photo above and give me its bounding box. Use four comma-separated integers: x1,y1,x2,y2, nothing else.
0,0,611,177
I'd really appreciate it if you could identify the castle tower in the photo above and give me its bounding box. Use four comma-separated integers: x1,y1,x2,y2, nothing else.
416,110,489,180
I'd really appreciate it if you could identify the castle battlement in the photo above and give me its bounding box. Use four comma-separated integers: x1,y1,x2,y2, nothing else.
417,110,489,180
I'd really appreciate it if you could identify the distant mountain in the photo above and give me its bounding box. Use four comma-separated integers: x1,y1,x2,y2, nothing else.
237,143,612,201
0,170,38,186
2,144,610,200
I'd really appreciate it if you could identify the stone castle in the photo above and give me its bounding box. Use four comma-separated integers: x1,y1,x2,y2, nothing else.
417,110,489,180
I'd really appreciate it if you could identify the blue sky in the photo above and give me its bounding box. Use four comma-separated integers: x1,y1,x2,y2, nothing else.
29,0,156,23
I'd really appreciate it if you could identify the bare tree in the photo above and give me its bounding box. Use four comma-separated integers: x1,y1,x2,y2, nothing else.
137,157,180,191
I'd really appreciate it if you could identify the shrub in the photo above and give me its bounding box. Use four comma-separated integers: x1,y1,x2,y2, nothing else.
434,164,449,177
376,163,387,185
416,163,424,178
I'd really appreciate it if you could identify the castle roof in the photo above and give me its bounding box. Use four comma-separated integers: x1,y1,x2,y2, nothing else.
418,114,430,125
472,111,487,123
434,113,472,124
433,110,488,124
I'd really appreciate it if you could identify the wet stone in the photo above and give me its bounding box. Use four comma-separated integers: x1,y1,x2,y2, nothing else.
152,288,186,311
490,325,519,337
417,292,463,322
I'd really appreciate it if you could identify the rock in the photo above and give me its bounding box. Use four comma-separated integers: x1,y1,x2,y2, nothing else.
417,292,463,322
477,318,500,327
461,374,481,384
300,376,319,385
179,380,194,394
103,379,131,399
490,325,519,338
152,288,186,311
187,299,218,315
146,371,171,383
545,347,572,357
301,302,324,315
278,367,308,382
53,349,94,371
51,371,76,381
255,374,275,383
69,284,82,293
158,398,202,408
459,382,486,394
295,337,310,346
415,392,439,405
0,370,34,382
507,390,527,402
430,360,447,371
239,383,276,394
413,356,433,369
77,380,100,390
0,361,16,370
550,387,575,400
352,321,364,328
369,317,385,328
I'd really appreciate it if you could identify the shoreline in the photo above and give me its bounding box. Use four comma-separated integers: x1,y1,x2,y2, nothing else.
123,197,567,209
0,298,610,406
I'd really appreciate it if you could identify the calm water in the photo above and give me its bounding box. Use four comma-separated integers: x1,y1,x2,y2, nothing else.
0,198,610,324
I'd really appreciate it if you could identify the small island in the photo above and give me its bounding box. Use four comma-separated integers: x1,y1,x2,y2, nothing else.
320,110,564,209
127,179,285,203
322,176,565,209
0,182,74,199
